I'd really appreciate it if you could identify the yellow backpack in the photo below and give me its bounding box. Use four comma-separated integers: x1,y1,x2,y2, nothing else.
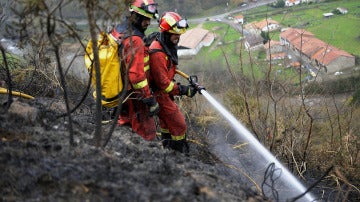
84,31,123,108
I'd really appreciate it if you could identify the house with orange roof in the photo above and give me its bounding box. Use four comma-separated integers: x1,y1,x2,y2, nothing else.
244,23,258,35
311,46,354,72
233,15,244,24
178,27,215,57
264,40,283,55
264,40,286,61
285,0,301,7
267,52,286,61
286,0,314,7
253,19,280,32
280,28,355,73
244,33,264,51
280,28,314,45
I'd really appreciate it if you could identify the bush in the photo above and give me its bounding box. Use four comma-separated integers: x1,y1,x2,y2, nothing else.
351,88,360,106
355,55,360,65
271,0,285,8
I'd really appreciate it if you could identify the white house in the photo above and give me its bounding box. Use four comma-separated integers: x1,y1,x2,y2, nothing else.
285,0,301,7
233,15,244,24
323,13,334,18
336,7,348,14
177,27,215,57
253,19,280,32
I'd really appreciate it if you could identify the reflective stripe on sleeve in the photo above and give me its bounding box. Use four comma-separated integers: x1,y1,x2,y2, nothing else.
164,81,175,93
133,79,148,89
144,55,150,72
144,64,150,72
144,55,149,63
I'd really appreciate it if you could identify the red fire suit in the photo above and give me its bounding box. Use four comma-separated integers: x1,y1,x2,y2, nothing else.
148,40,187,141
120,34,157,141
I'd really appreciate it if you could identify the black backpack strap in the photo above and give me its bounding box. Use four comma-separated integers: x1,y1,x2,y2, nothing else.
148,48,163,54
149,48,172,70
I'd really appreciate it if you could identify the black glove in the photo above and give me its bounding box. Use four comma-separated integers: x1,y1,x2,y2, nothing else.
142,96,160,116
178,84,197,97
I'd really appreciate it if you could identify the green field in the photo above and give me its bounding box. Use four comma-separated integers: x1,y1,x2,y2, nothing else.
184,0,360,81
253,0,360,56
171,0,360,84
271,0,360,56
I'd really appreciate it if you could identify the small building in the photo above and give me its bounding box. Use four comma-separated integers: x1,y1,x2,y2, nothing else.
311,46,354,73
267,52,286,61
285,0,301,7
336,7,348,14
264,40,283,54
280,28,355,73
253,19,280,32
289,61,301,68
178,27,215,57
323,13,334,18
244,34,264,51
244,23,259,34
233,15,244,24
264,40,285,61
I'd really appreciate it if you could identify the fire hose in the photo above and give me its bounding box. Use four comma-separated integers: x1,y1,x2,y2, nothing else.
0,87,35,99
0,71,197,100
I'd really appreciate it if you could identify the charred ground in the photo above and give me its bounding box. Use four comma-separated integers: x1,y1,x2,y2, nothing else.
0,93,268,201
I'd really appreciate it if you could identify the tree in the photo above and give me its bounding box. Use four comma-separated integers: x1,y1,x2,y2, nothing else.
260,31,270,44
0,0,127,147
272,0,285,8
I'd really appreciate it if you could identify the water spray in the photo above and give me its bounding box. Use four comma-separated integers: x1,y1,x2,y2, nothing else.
176,70,316,201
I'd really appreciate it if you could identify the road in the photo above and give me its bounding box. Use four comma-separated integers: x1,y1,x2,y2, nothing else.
187,0,277,24
74,0,277,27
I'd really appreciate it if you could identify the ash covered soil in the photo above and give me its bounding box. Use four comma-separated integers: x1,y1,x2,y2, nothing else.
0,95,266,201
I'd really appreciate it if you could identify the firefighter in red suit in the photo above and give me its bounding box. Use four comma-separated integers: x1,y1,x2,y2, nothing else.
149,12,197,152
113,0,160,140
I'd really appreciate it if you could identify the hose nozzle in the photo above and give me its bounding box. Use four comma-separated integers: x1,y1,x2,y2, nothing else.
188,75,206,94
175,69,206,94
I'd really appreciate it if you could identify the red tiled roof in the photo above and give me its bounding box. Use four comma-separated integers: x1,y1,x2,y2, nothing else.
290,61,301,67
280,28,354,65
253,19,279,30
311,46,353,65
202,32,215,45
288,0,299,3
291,36,324,56
264,40,281,49
267,52,286,60
280,28,314,41
234,15,244,20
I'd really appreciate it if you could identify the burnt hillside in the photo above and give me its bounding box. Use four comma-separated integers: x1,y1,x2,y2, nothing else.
0,94,267,201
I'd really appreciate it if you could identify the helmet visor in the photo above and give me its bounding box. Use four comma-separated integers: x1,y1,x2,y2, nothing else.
143,4,158,14
175,19,188,29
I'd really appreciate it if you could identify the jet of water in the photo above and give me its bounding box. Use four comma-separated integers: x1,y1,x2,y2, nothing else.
199,89,316,202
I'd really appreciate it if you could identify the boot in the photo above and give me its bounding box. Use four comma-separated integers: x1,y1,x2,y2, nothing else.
169,139,189,154
101,107,114,124
161,133,172,148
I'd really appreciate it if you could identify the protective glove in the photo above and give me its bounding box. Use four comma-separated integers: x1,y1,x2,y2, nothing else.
178,84,197,98
142,96,160,116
